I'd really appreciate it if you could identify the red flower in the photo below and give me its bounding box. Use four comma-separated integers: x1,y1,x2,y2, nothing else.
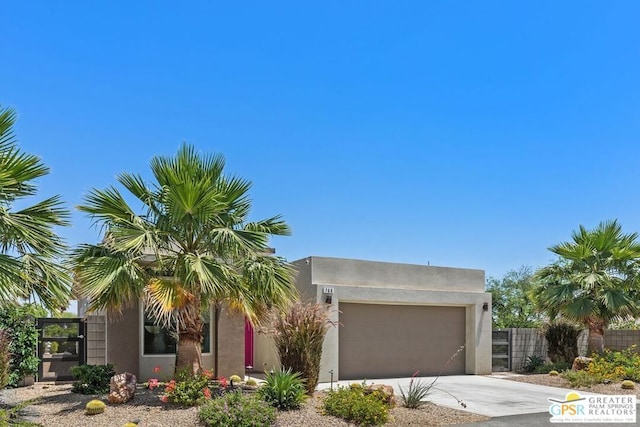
160,395,168,403
164,380,176,393
148,378,159,390
203,387,211,399
219,377,228,388
153,366,161,373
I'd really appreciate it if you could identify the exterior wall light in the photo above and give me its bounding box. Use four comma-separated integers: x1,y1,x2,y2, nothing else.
482,303,489,312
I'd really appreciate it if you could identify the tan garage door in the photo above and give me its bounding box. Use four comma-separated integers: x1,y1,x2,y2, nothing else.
339,303,466,380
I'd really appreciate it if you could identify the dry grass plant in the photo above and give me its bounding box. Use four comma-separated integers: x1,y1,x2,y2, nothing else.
272,302,335,394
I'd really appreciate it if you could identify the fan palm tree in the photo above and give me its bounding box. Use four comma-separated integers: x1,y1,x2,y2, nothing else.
532,220,640,354
0,105,71,312
72,144,297,375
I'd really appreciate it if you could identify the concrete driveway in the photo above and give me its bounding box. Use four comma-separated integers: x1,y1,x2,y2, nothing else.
317,374,600,418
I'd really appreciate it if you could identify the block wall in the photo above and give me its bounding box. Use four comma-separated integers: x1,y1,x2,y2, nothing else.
86,315,106,365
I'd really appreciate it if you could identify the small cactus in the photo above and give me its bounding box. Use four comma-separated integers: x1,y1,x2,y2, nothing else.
85,399,106,415
621,380,635,390
123,423,138,427
245,378,257,387
549,370,559,376
229,374,242,384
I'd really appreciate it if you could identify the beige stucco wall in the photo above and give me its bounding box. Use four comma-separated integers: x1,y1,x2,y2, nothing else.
107,303,140,376
253,331,280,373
216,306,245,378
136,304,244,381
98,302,244,381
307,256,485,293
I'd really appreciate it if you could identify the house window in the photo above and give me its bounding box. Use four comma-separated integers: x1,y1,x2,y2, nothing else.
143,309,211,355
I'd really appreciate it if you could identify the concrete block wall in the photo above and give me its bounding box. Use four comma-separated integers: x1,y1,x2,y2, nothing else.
503,328,638,372
509,328,547,371
86,315,106,365
605,330,640,352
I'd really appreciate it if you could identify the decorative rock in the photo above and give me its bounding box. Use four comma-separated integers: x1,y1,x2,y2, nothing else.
108,372,137,404
572,356,593,371
365,384,396,408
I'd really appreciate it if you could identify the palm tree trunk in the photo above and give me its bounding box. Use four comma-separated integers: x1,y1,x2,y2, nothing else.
176,337,202,376
175,299,204,376
586,318,605,355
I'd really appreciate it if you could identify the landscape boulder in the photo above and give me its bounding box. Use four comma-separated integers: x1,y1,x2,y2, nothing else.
572,356,593,371
108,372,137,404
365,383,396,408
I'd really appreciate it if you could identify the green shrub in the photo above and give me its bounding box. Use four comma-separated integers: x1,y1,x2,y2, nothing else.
534,361,572,374
562,369,603,388
545,322,581,363
521,355,545,373
272,303,333,394
0,328,11,389
258,367,306,410
587,346,640,382
199,391,276,427
163,371,211,406
323,386,388,426
70,364,115,394
0,305,39,388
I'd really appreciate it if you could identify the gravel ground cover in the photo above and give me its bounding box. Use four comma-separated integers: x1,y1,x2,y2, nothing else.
1,382,489,426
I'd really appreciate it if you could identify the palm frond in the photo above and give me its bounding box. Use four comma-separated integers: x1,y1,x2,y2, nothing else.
72,244,146,314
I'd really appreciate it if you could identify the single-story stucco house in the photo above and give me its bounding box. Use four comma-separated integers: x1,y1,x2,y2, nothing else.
81,256,492,381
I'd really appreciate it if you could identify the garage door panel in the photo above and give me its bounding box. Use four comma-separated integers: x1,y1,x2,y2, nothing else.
339,303,465,380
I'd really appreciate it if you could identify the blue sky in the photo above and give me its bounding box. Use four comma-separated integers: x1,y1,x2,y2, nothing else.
2,1,640,280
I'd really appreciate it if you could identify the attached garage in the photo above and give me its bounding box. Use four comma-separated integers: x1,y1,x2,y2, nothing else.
338,303,466,380
253,256,492,383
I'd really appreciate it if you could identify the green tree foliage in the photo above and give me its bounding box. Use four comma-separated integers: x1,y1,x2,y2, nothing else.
72,144,297,375
0,328,10,389
532,220,640,354
486,266,542,328
0,105,72,312
0,305,39,388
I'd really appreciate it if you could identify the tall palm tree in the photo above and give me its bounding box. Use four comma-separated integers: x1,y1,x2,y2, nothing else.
72,144,297,375
532,220,640,354
0,105,71,312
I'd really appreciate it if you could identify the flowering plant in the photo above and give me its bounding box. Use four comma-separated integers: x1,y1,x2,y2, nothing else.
218,376,228,388
160,370,221,406
146,365,165,390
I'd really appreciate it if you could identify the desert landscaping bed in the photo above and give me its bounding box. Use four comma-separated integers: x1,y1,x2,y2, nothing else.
1,383,489,427
499,373,640,398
